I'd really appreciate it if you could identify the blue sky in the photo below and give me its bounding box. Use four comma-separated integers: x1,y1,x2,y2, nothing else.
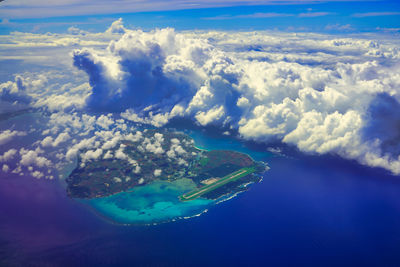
0,0,399,34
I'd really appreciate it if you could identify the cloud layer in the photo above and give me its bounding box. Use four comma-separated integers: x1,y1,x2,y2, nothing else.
2,19,400,177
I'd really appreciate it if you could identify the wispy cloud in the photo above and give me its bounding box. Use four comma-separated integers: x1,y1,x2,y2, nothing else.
0,17,115,32
0,0,364,19
352,12,400,18
375,27,400,33
203,12,293,20
298,12,333,18
204,11,334,20
325,23,353,31
238,12,294,18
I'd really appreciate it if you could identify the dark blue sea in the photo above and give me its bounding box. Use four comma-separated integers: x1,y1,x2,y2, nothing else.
1,124,400,266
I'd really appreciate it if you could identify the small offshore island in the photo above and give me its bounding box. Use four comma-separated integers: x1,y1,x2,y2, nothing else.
66,129,267,224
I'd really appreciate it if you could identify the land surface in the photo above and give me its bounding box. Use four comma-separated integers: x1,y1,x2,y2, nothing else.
66,129,266,200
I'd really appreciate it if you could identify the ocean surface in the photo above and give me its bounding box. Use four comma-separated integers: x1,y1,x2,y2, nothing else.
1,118,400,266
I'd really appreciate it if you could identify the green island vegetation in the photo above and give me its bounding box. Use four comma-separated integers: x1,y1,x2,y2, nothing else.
66,129,266,201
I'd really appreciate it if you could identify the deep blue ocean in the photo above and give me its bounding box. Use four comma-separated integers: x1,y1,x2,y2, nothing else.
1,122,400,266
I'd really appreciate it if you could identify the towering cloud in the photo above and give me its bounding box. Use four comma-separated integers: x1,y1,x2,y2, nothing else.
71,21,400,174
73,27,202,113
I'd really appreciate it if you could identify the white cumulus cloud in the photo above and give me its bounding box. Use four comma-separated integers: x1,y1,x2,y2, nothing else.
2,19,400,177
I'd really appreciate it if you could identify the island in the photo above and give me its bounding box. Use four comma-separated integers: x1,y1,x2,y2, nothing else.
66,129,266,202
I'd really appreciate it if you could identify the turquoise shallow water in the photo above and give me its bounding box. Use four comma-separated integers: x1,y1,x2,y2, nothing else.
84,178,213,225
